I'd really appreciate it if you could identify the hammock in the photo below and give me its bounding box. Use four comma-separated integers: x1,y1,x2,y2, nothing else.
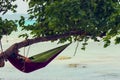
7,43,70,73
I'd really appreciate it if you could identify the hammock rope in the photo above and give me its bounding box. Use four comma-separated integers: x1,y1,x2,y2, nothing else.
73,41,79,56
26,45,31,57
22,40,31,71
22,47,26,71
0,40,3,52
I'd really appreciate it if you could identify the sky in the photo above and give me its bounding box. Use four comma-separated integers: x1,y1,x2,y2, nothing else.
0,0,29,19
8,0,29,14
0,0,28,20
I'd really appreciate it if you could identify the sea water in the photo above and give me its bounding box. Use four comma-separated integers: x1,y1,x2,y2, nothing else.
0,14,120,80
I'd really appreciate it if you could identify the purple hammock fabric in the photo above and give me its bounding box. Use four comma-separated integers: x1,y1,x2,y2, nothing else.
7,43,70,73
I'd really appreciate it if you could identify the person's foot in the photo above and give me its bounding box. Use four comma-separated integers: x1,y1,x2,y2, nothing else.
25,58,31,63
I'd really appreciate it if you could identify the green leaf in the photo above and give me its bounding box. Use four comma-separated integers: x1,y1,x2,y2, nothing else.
104,40,111,48
115,37,120,44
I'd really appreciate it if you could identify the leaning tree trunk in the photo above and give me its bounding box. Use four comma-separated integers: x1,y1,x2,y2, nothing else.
0,30,105,67
0,30,86,59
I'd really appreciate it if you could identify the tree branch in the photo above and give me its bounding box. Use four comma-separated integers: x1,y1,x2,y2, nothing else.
0,30,85,58
0,30,105,60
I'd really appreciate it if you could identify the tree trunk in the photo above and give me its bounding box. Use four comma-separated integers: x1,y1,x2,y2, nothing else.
0,30,105,66
0,30,85,58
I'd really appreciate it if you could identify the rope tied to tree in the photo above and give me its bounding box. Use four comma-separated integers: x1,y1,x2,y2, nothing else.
22,39,31,71
73,41,79,56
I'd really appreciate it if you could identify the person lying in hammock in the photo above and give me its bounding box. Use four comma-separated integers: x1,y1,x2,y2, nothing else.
6,43,70,73
11,51,31,63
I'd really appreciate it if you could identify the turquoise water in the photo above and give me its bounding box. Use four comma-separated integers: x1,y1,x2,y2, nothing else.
0,15,120,80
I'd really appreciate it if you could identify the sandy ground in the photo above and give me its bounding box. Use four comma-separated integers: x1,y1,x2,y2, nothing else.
0,36,120,80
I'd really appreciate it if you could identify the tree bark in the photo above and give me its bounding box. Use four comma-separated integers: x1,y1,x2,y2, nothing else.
0,30,86,59
0,30,105,61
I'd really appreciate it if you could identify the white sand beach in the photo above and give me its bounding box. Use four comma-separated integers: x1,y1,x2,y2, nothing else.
0,35,120,80
0,1,120,79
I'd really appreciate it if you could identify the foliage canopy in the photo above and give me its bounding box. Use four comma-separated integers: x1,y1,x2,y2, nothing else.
0,0,120,49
